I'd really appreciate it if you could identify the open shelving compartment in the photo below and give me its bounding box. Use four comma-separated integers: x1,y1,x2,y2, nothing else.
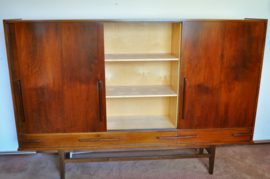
104,22,182,130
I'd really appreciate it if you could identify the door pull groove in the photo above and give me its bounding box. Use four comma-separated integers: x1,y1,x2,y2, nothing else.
182,78,187,120
17,80,26,123
98,79,103,122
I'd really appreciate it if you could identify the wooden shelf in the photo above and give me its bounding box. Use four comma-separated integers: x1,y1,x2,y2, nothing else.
105,53,178,62
107,115,175,130
106,85,177,98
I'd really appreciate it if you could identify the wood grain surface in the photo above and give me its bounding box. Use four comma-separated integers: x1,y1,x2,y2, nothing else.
14,22,106,133
18,128,252,150
179,21,266,129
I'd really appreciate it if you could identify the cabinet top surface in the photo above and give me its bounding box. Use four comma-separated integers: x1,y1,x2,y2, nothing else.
3,19,268,23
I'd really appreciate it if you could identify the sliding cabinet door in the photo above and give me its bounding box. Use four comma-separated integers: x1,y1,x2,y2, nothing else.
218,21,266,128
61,22,106,132
14,22,106,133
179,21,266,129
178,22,224,129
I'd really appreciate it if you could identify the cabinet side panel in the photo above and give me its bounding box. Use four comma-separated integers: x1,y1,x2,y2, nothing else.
170,23,181,127
4,23,27,134
15,23,64,133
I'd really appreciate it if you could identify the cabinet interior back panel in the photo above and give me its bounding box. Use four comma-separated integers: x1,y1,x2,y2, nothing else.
104,23,172,54
106,97,170,116
105,61,171,86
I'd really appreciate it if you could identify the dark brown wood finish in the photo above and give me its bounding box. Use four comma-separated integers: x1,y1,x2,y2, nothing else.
58,146,216,178
208,145,216,174
219,22,266,128
179,21,266,129
58,150,65,179
15,23,64,133
13,22,106,133
179,22,224,129
18,128,252,150
61,22,106,132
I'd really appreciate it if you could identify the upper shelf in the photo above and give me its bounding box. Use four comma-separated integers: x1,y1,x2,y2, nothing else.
106,85,177,98
105,53,179,62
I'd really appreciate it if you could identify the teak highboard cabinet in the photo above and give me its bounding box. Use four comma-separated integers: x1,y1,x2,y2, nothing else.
4,19,267,179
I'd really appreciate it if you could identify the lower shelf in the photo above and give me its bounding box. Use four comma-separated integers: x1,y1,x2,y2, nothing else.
106,85,177,98
107,115,176,130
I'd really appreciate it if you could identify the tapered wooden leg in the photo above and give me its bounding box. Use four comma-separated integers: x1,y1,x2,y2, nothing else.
208,145,216,174
58,150,65,179
199,148,204,154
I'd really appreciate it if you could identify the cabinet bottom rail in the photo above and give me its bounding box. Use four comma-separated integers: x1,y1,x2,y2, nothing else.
65,153,210,163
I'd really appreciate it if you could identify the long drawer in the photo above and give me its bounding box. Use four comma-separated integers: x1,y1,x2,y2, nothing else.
18,128,252,149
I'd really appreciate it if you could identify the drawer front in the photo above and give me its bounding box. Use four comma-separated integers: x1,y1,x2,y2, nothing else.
18,129,252,149
177,128,252,144
19,134,100,148
100,131,178,146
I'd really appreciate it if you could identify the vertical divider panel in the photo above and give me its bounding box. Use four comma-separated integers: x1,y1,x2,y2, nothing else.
169,23,181,127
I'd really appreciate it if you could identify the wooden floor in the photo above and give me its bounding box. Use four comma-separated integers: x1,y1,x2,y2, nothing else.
0,144,269,179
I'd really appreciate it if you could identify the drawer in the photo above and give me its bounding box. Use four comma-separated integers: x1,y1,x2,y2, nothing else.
177,128,252,144
100,131,178,146
19,133,100,149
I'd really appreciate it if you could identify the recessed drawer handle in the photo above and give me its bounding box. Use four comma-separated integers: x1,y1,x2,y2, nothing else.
232,133,252,137
177,135,198,139
79,138,99,142
100,138,121,141
19,139,42,143
157,135,198,140
79,138,121,142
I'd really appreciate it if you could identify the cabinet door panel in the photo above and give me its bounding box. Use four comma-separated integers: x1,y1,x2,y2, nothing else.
15,23,64,133
219,22,265,128
179,22,224,129
61,22,106,132
15,22,106,133
179,21,266,129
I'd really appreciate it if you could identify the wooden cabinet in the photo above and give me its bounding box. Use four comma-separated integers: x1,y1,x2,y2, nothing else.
4,19,267,150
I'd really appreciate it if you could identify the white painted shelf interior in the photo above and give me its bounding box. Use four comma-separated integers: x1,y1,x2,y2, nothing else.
107,115,175,130
105,53,178,62
106,85,177,98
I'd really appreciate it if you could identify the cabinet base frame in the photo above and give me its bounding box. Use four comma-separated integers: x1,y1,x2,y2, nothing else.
58,145,216,179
